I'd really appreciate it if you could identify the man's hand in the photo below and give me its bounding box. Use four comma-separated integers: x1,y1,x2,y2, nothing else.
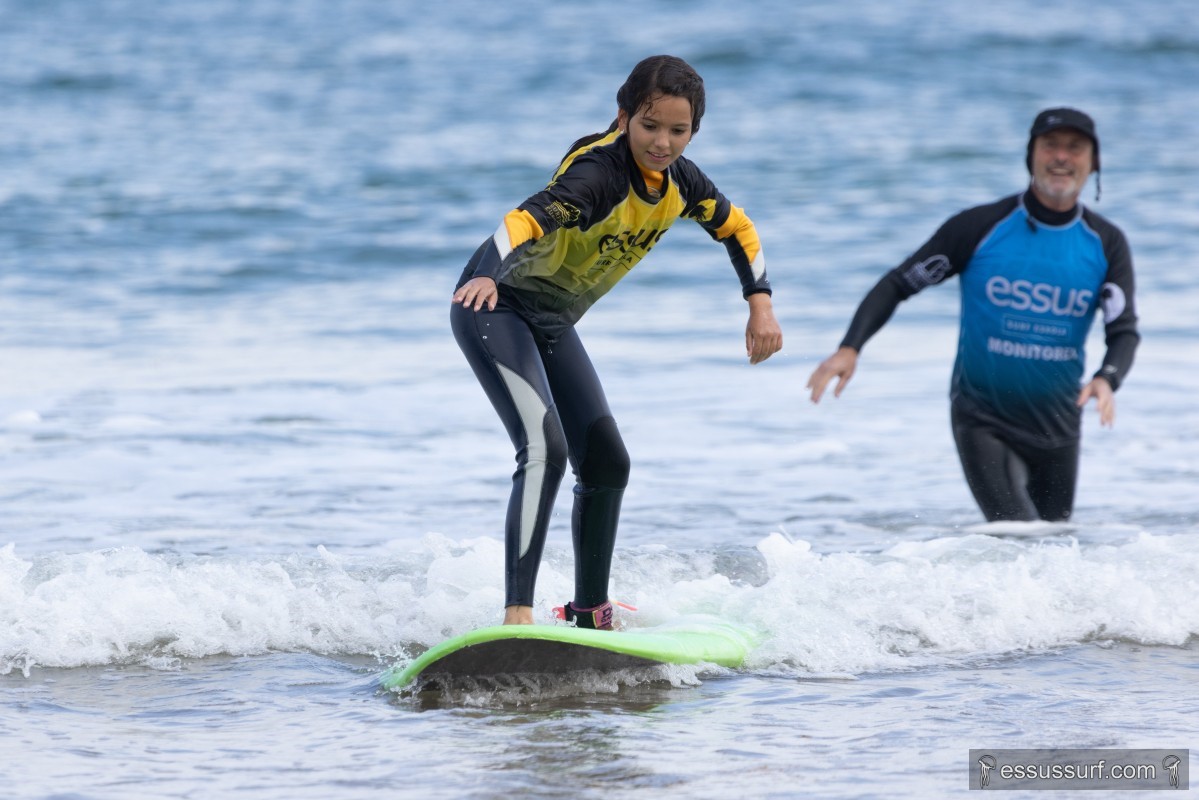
1077,376,1116,427
806,346,859,403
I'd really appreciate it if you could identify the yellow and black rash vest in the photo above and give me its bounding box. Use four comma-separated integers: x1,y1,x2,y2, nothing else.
468,128,770,341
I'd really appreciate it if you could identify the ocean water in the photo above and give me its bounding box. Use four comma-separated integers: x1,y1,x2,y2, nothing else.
2,0,1198,797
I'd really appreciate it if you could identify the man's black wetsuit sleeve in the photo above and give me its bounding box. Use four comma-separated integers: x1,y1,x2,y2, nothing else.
1090,214,1140,391
837,199,1011,352
839,272,907,351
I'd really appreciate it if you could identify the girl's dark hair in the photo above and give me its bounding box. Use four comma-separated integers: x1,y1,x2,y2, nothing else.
614,54,705,134
563,55,706,159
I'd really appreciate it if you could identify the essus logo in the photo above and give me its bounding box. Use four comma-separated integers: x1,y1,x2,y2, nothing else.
985,276,1093,317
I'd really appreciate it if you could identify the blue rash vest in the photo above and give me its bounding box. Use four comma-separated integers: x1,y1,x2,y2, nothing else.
841,190,1139,447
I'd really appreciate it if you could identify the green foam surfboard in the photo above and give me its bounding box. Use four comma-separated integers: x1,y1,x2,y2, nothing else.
381,619,754,691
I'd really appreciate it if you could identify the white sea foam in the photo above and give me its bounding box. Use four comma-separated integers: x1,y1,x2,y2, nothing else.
4,530,1196,679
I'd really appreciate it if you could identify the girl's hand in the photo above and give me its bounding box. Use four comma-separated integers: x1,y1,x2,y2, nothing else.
745,293,783,364
452,277,498,312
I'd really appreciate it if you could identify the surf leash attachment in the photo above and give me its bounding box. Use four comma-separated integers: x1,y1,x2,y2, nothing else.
552,599,637,630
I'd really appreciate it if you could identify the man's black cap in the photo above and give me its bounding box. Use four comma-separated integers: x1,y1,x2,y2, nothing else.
1026,107,1100,173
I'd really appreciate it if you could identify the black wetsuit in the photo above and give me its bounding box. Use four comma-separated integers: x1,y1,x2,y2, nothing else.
453,127,771,607
841,189,1139,521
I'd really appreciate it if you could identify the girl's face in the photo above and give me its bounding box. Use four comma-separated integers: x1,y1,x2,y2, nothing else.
617,93,694,172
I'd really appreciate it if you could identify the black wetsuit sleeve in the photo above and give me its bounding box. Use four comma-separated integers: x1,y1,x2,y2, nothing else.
689,194,771,297
839,272,907,351
468,153,618,283
467,238,508,283
1088,213,1140,391
673,156,771,297
518,154,615,235
838,197,1015,352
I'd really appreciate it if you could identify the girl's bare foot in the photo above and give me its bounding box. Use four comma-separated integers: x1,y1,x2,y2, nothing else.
503,605,534,625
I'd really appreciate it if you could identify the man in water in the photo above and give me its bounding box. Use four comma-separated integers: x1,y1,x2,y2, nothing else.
806,108,1139,522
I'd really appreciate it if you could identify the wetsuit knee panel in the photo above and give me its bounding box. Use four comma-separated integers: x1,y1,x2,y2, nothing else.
578,415,630,489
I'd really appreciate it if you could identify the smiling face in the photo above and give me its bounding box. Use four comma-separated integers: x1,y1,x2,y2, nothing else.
1029,128,1095,211
617,92,694,173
